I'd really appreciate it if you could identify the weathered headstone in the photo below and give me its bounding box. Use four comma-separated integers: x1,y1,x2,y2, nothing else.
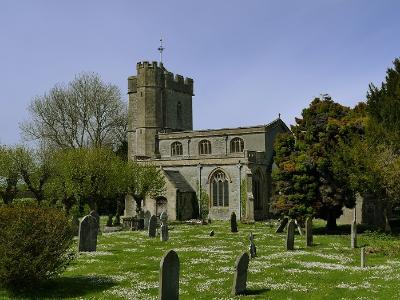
78,215,98,252
159,250,179,300
286,219,295,250
360,247,366,268
305,217,313,247
148,215,157,238
231,252,250,295
294,219,303,236
249,232,257,258
89,210,100,233
209,230,215,236
275,217,289,233
160,212,169,241
144,211,151,230
351,210,357,249
230,212,238,233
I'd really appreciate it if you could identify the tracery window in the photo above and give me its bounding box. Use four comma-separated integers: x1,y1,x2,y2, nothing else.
199,140,212,155
211,170,229,207
171,141,183,156
230,137,244,153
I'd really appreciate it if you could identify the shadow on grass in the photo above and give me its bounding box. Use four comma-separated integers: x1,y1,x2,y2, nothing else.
8,275,116,299
244,288,270,295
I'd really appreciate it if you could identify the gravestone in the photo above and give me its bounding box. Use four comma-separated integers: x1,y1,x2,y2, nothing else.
231,252,250,295
294,219,303,235
305,217,313,247
78,215,98,252
138,210,145,230
159,250,180,300
230,212,238,233
286,219,295,250
89,210,100,234
275,217,288,233
160,212,169,241
351,210,357,249
209,230,215,236
360,247,366,268
148,215,157,238
144,211,151,230
249,232,257,258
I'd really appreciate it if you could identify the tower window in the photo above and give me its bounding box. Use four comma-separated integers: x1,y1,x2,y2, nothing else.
199,140,211,155
230,137,244,153
177,102,182,128
171,141,183,156
211,170,229,207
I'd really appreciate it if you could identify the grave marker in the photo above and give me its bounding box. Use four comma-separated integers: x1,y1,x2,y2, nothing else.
159,250,180,300
286,219,295,250
231,252,250,295
78,215,98,252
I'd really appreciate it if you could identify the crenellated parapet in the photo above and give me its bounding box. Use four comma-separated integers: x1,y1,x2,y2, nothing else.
128,61,193,95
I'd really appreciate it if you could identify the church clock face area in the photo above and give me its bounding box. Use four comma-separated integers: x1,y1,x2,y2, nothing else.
125,59,290,221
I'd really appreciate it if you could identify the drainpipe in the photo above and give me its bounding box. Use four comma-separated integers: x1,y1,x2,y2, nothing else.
198,163,203,218
238,160,242,220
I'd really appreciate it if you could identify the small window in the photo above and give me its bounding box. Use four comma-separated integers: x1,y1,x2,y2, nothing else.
211,170,229,207
171,141,183,156
230,137,244,153
199,140,211,155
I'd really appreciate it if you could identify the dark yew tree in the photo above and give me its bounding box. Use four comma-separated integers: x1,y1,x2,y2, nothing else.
272,96,366,230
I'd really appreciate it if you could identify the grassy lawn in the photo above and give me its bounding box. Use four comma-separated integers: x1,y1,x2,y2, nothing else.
2,219,400,299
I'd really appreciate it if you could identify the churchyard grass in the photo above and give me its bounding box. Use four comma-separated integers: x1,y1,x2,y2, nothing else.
1,218,400,299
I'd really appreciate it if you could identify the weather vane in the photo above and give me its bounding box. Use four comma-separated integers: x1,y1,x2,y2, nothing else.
158,37,165,63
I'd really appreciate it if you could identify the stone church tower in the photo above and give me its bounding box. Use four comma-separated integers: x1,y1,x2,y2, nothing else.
127,61,194,160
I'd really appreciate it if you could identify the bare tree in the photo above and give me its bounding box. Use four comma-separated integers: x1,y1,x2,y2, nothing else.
20,73,127,149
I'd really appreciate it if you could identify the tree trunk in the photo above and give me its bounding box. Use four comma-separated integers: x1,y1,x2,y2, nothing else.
326,211,337,231
133,196,143,215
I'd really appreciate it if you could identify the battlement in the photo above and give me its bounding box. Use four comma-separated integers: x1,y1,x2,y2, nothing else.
136,61,162,70
164,72,194,95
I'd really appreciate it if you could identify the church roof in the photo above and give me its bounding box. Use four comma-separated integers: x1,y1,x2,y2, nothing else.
164,170,195,193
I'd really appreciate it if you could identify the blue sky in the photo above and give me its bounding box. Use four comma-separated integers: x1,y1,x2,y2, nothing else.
1,0,399,145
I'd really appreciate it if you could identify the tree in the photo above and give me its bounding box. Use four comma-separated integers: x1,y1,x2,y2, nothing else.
0,146,20,204
21,73,127,150
14,146,52,203
272,96,366,229
126,162,166,214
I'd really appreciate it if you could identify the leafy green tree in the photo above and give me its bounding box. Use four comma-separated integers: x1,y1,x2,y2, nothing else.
126,162,166,214
273,96,365,229
0,146,20,204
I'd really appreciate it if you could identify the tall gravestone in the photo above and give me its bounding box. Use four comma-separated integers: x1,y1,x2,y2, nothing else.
249,232,257,258
144,211,151,230
160,212,169,241
286,219,295,251
231,252,250,295
148,215,157,238
78,215,98,252
275,217,288,233
159,250,179,300
351,209,357,249
360,247,366,268
305,217,313,247
230,212,238,233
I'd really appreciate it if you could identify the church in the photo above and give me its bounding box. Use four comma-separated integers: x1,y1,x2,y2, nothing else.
123,61,290,221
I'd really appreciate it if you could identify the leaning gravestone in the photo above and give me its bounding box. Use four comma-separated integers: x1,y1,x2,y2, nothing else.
286,219,295,251
232,252,250,295
294,219,303,236
230,212,238,233
249,232,257,258
78,215,98,252
275,217,289,233
305,217,313,247
144,211,151,230
160,212,169,241
148,215,157,238
159,250,180,300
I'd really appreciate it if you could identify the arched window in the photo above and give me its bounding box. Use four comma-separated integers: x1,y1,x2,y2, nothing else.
199,140,211,155
230,137,244,153
177,102,182,128
171,141,183,156
211,170,229,207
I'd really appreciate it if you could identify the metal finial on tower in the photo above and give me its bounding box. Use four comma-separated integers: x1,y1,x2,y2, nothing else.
158,37,165,63
278,113,281,119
